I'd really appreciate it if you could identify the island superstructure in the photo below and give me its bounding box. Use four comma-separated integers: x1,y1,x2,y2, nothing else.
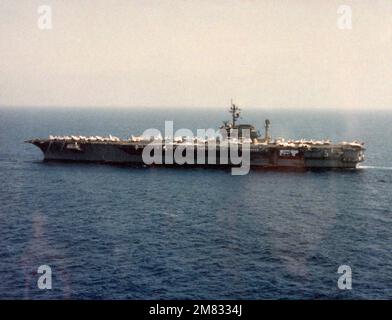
26,102,365,169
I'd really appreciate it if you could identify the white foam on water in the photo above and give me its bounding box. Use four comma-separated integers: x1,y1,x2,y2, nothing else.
358,165,392,170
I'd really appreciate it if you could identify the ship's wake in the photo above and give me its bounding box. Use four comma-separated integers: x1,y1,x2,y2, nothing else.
358,165,392,170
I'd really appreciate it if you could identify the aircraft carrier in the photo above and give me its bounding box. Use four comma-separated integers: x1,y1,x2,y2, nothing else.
26,102,365,169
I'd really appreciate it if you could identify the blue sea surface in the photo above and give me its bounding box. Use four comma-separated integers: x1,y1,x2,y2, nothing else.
0,106,391,299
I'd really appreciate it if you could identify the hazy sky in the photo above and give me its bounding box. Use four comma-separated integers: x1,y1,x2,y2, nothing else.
1,0,392,109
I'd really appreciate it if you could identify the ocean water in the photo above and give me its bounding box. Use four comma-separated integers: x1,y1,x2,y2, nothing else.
0,106,391,299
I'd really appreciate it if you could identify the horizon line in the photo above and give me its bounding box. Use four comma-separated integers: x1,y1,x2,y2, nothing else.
1,104,391,112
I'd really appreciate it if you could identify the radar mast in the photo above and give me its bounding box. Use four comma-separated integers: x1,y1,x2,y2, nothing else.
229,99,241,127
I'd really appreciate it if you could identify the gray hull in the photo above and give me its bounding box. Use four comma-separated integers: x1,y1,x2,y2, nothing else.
28,139,364,169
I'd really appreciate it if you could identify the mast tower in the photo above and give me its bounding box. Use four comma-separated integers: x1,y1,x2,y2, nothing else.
229,99,241,127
